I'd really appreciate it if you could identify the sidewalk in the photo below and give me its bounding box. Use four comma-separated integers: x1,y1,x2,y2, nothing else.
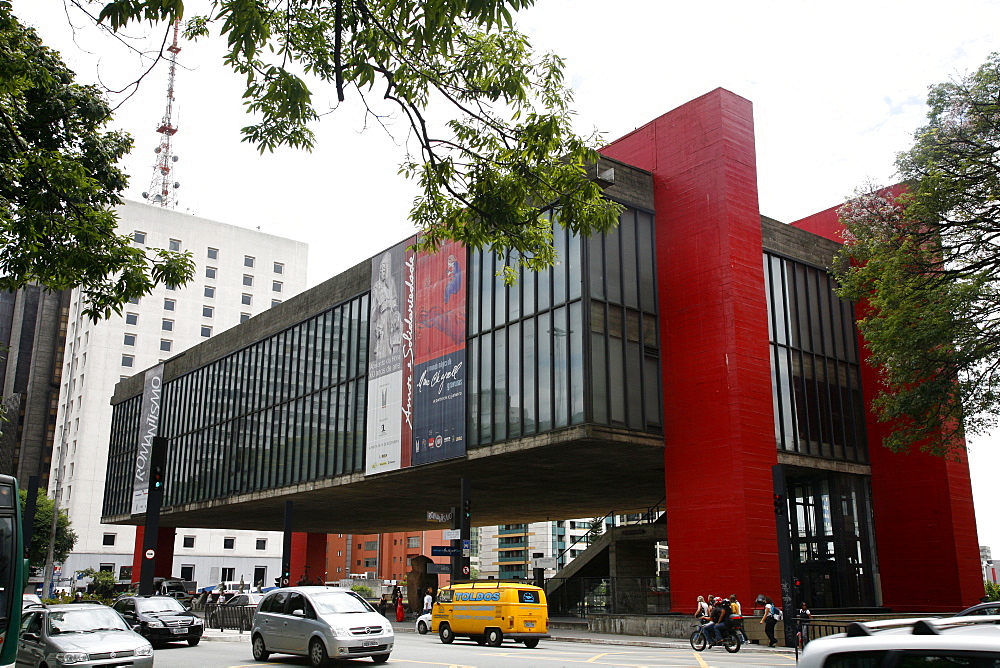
200,616,797,653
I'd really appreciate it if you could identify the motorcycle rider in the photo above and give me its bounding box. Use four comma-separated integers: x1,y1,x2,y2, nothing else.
703,596,731,646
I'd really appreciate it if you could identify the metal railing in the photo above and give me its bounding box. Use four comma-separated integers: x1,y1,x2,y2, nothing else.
556,499,665,564
545,576,670,616
203,603,256,633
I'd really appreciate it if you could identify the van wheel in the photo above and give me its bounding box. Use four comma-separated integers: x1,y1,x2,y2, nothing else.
439,623,454,644
523,638,539,648
485,628,503,647
309,638,330,667
251,634,270,661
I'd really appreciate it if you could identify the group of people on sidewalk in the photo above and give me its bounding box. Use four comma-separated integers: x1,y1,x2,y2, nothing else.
695,593,811,648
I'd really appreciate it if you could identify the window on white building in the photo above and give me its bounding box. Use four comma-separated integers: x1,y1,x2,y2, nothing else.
162,319,173,331
163,299,175,311
204,286,215,298
183,535,195,548
103,533,116,546
160,339,172,352
242,274,254,287
272,281,282,293
273,262,284,274
207,247,218,260
244,255,255,268
123,333,136,346
168,238,181,251
206,266,217,279
201,325,212,337
240,313,250,323
133,231,146,244
121,354,134,367
202,305,214,318
126,313,138,325
223,537,235,549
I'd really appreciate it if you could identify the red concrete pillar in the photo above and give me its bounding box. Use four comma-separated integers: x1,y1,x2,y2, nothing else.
291,532,328,585
601,88,780,611
131,526,177,581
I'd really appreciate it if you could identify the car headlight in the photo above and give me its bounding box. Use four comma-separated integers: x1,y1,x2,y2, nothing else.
55,651,89,664
145,619,165,628
191,617,203,626
135,644,154,657
331,626,352,639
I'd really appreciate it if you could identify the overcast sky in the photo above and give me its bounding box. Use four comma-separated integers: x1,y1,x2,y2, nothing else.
16,0,1000,559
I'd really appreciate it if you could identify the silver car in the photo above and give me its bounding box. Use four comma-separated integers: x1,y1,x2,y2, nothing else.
17,603,155,667
251,586,392,665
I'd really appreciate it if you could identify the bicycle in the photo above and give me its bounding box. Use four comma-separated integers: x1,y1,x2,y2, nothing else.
690,621,742,653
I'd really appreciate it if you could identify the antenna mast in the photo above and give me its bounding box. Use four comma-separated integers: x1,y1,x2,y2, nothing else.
142,19,182,208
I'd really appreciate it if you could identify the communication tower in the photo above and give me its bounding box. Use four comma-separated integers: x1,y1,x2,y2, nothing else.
142,20,182,208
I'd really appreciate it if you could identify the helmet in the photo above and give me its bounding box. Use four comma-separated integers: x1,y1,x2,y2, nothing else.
713,597,724,605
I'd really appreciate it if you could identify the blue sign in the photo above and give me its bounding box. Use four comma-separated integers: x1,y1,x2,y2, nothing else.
462,539,471,550
431,545,461,556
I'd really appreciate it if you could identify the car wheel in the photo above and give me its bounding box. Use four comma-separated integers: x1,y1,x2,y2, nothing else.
485,628,503,647
187,637,201,646
417,620,428,634
523,638,539,648
371,654,390,664
251,634,270,661
439,623,454,644
309,638,330,667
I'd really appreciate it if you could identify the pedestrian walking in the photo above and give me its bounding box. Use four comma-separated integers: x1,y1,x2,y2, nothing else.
797,602,811,647
760,596,781,647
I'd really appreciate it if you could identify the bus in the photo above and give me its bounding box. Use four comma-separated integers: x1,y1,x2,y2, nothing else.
0,474,26,666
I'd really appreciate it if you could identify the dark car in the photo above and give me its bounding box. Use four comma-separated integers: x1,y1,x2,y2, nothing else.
955,601,1000,616
112,595,204,646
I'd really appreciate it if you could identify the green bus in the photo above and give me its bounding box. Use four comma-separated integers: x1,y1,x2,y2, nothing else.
0,474,25,666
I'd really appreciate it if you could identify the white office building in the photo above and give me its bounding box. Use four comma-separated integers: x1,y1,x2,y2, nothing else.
49,200,308,590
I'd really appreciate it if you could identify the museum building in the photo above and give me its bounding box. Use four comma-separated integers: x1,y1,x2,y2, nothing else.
102,88,982,613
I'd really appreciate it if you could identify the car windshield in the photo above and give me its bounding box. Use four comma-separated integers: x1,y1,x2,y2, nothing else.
47,608,128,634
310,591,374,615
136,598,186,613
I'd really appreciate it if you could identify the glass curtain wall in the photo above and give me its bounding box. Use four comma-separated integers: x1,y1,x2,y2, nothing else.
764,253,867,463
467,206,661,446
104,294,370,516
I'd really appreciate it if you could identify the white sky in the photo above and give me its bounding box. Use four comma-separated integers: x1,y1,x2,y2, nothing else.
15,0,1000,559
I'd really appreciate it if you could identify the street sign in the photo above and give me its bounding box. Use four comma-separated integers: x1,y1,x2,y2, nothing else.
442,529,461,540
427,510,453,523
462,566,470,575
144,549,155,560
533,557,557,569
427,563,451,575
431,545,461,556
462,539,471,550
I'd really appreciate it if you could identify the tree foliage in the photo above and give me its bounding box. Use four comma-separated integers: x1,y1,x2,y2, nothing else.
1,1,194,320
77,567,118,599
19,489,77,567
834,53,1000,456
95,0,622,274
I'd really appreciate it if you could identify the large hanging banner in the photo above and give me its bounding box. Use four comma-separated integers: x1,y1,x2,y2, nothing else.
412,238,467,466
365,236,467,474
131,363,164,514
365,240,412,474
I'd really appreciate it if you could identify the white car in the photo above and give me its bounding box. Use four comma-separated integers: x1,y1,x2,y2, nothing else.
251,586,393,665
798,616,1000,667
416,612,431,634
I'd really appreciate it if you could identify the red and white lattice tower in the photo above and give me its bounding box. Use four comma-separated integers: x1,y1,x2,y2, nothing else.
142,19,182,208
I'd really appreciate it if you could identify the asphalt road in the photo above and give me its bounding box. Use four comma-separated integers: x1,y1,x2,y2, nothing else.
150,634,800,667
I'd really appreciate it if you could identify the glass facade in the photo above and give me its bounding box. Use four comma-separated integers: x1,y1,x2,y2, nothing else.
765,253,867,463
104,294,370,515
467,206,661,446
786,471,877,608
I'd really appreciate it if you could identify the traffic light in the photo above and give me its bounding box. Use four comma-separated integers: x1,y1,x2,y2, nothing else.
462,498,471,521
151,465,165,490
773,493,785,515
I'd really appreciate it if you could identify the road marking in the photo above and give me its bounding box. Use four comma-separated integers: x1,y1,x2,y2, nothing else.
693,651,710,667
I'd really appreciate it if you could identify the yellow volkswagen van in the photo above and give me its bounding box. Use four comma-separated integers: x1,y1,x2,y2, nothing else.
431,581,549,648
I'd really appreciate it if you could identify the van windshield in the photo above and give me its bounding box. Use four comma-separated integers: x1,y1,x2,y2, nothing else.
310,591,373,614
